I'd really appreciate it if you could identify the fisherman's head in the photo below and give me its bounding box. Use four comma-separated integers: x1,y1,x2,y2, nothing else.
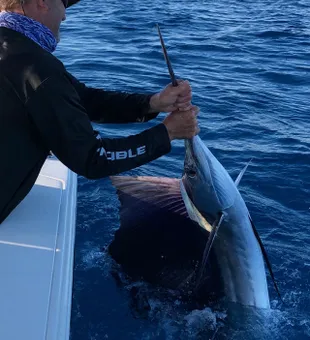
0,0,80,42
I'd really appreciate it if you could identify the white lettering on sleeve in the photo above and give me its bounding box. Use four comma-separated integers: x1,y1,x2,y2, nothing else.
128,149,137,158
97,147,107,157
116,151,127,160
105,146,146,161
137,146,146,156
106,151,115,161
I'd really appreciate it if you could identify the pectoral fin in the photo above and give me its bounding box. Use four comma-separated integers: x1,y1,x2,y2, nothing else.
180,180,212,232
195,212,225,290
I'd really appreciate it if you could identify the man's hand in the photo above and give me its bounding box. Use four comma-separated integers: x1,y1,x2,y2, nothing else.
149,80,192,113
163,105,200,140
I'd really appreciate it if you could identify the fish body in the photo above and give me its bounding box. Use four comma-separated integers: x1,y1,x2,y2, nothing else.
182,136,270,308
108,135,271,309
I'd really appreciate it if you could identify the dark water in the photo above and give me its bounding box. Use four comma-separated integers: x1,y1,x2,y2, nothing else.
56,0,310,339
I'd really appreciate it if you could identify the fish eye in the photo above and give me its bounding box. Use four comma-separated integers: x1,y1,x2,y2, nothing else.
187,169,197,178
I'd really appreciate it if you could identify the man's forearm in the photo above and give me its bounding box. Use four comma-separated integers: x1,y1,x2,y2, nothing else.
67,72,160,123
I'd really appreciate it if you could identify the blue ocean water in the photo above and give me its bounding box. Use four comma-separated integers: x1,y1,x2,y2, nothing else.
56,0,310,339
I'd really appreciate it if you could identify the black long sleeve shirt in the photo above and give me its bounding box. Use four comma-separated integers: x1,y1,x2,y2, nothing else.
0,27,171,223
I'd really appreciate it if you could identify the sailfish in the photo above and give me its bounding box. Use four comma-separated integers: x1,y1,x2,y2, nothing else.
108,25,281,309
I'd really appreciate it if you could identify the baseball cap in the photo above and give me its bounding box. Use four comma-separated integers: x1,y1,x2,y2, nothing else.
66,0,80,8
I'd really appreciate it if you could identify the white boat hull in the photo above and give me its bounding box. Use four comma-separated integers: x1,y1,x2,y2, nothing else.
0,157,77,340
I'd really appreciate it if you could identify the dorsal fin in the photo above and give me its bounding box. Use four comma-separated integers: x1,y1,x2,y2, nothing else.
249,215,283,302
108,175,215,291
235,159,252,187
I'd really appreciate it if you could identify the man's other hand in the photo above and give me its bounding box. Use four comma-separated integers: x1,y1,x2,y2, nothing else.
163,105,200,140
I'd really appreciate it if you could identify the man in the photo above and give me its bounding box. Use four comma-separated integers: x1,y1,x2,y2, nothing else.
0,0,200,223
